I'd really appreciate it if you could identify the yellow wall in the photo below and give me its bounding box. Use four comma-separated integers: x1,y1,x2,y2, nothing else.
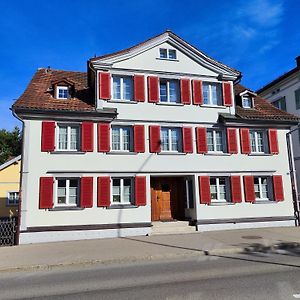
0,160,21,218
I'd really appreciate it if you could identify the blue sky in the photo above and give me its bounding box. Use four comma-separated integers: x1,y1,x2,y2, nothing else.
1,0,299,130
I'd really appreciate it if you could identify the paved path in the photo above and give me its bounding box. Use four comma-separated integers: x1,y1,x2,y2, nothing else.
0,226,300,271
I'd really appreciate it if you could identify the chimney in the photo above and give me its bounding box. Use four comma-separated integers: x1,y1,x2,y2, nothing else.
296,56,300,67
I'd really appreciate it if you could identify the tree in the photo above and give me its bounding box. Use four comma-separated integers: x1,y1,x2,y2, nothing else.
0,126,22,165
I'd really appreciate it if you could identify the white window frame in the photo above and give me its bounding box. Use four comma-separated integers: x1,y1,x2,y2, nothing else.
7,191,19,206
111,75,133,101
111,177,134,204
206,129,225,152
210,177,230,203
254,176,272,201
242,95,253,108
56,124,81,151
159,79,180,103
250,130,268,153
56,86,69,99
55,178,80,207
202,82,222,106
159,48,177,60
111,126,133,152
160,127,182,152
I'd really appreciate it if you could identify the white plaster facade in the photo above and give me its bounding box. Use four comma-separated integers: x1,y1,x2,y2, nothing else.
14,32,297,244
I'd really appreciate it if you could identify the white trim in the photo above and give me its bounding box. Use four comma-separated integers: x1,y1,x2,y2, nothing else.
160,127,182,152
111,126,133,152
202,82,223,106
210,177,230,203
254,176,273,202
6,190,19,206
56,124,81,152
159,78,180,103
111,177,134,205
249,130,268,153
206,129,225,153
111,75,134,102
56,86,69,99
0,155,21,171
54,178,80,207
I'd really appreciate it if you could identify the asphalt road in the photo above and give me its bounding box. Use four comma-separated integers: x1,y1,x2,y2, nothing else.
1,252,300,300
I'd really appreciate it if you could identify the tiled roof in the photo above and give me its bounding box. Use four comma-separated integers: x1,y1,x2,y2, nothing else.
235,84,299,122
13,68,95,112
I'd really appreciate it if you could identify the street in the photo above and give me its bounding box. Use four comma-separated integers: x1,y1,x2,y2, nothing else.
1,252,300,300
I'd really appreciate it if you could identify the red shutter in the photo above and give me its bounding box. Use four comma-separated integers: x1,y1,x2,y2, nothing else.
240,128,251,154
269,129,279,154
223,82,233,106
180,79,191,104
134,125,145,153
196,127,208,153
244,176,255,202
41,121,55,152
98,123,110,152
199,176,211,204
97,176,110,207
231,176,242,203
99,72,111,100
81,122,94,152
39,177,54,209
192,80,203,105
80,177,93,208
227,128,238,154
134,75,145,102
149,125,161,153
135,176,147,206
273,175,284,201
148,76,159,103
182,127,193,153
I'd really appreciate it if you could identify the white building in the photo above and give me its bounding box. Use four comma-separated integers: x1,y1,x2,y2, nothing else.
13,31,299,244
257,57,300,190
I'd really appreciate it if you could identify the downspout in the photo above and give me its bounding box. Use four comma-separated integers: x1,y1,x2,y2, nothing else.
10,106,24,245
286,125,300,226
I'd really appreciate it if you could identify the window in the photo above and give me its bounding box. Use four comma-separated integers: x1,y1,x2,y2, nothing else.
272,97,286,111
210,177,230,203
57,125,80,151
57,86,69,99
250,130,268,153
112,76,133,101
7,191,19,205
242,95,252,108
254,177,272,201
207,129,224,152
203,82,222,106
56,178,79,206
112,178,133,204
159,79,180,103
111,126,132,151
295,89,300,110
161,127,182,152
159,48,177,60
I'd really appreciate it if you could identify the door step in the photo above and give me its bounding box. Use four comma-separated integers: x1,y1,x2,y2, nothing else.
151,221,196,235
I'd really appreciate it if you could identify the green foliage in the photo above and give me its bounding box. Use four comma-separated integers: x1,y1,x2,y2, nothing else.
0,126,22,165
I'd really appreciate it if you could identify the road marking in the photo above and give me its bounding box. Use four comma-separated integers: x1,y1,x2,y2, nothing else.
293,294,300,298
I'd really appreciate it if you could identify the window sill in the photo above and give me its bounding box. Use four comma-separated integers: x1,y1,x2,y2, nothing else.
156,102,183,106
156,57,179,62
209,202,235,206
253,200,275,204
6,203,18,207
248,153,272,156
49,206,84,211
51,151,86,155
108,151,137,155
107,204,137,209
205,152,231,156
158,152,186,155
201,104,227,109
108,99,137,104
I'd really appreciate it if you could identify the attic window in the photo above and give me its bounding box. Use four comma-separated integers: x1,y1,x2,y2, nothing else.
57,86,69,99
159,48,177,60
242,95,252,108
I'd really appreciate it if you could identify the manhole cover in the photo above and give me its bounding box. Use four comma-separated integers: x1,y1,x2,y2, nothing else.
241,235,263,240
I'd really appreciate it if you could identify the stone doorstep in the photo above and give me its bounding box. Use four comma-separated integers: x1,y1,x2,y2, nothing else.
151,221,197,235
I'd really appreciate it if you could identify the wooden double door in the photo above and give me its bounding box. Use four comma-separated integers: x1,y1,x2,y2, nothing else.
151,177,185,221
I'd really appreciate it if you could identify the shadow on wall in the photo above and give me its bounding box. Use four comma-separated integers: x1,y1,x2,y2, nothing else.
0,198,18,218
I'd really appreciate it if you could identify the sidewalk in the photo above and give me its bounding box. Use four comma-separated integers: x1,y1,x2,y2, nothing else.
1,226,300,272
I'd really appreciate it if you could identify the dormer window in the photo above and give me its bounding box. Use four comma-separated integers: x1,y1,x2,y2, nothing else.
159,48,177,60
242,95,252,108
57,86,69,99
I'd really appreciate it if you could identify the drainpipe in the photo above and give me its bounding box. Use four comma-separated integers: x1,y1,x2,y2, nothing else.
286,125,300,226
10,107,24,245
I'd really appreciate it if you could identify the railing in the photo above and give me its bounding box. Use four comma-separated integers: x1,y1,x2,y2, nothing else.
0,217,17,246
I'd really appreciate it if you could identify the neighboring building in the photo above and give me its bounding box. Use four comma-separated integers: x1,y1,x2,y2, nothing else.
257,56,300,189
0,156,21,218
12,31,299,244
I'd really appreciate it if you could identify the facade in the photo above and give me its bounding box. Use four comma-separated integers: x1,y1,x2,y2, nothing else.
0,156,21,218
257,56,300,190
12,31,299,244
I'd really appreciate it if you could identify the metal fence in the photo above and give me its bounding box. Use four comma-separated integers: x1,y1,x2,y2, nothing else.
0,217,17,246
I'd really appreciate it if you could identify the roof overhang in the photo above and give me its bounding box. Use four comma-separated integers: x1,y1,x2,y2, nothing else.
0,155,21,171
